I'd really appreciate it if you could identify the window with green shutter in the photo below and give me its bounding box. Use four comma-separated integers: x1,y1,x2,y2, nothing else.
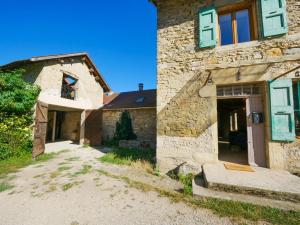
260,0,288,37
199,7,217,48
269,79,295,141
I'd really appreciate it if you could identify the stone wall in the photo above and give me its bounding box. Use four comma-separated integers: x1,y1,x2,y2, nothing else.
155,0,300,173
61,112,81,142
102,108,156,148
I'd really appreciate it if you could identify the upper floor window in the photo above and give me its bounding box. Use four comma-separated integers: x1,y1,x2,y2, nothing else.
61,74,78,100
199,0,288,49
219,7,253,45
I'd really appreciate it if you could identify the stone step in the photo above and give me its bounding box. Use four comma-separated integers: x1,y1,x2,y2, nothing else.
201,163,300,203
192,176,300,210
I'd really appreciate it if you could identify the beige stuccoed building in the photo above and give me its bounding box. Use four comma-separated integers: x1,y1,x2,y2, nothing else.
1,53,110,155
151,0,300,175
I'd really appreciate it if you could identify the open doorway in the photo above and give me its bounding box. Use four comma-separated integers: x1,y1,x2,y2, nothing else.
46,110,81,144
217,98,248,165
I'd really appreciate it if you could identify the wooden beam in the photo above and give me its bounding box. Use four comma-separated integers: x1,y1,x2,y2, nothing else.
52,111,57,142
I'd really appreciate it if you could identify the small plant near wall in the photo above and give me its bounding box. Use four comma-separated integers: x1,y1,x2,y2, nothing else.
114,110,137,141
0,69,40,160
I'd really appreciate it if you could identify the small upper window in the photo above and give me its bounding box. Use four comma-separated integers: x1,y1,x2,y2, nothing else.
136,97,144,103
61,74,78,100
218,4,254,46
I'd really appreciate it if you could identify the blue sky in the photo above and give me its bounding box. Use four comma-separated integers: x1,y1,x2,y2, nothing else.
0,0,157,92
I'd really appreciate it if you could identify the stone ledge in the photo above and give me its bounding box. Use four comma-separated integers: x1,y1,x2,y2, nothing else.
202,163,300,203
192,176,300,211
119,140,155,149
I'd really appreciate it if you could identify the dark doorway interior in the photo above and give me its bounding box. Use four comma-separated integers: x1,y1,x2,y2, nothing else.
217,98,248,165
47,111,65,142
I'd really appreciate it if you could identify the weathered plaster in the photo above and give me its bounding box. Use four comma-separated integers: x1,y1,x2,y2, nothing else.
23,58,104,110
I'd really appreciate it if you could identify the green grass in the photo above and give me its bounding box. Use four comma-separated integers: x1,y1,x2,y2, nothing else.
72,165,92,177
97,169,300,225
58,166,72,172
0,182,14,192
99,148,156,174
99,148,155,165
61,181,83,191
65,157,80,162
61,183,74,191
0,151,62,179
178,173,194,195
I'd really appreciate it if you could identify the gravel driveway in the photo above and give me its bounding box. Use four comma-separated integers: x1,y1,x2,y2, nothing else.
0,147,234,225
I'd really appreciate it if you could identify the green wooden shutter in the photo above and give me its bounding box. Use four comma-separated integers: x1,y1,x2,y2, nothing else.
269,79,295,141
260,0,288,37
199,7,217,48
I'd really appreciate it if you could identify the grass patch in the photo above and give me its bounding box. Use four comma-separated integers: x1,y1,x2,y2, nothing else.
58,166,72,172
65,157,80,162
58,161,69,166
61,183,74,191
46,185,57,193
50,171,61,179
0,151,61,179
33,173,46,179
99,148,156,174
178,173,194,195
0,182,14,192
72,165,92,177
97,169,300,225
61,181,83,191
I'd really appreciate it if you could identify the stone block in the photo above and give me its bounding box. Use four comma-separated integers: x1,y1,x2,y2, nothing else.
266,48,282,57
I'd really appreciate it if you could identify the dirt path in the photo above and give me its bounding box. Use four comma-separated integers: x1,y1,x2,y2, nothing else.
0,147,234,225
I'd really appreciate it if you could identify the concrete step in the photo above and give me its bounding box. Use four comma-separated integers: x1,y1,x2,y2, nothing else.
201,163,300,203
192,176,300,211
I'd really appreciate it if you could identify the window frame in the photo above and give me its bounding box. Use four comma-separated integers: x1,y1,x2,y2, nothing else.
293,80,300,137
217,1,258,46
61,74,78,100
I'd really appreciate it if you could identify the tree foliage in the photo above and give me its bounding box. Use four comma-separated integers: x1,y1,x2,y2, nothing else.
0,69,40,160
114,110,137,141
0,69,40,114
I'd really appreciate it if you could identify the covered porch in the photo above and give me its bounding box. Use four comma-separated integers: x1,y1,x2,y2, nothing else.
46,104,84,145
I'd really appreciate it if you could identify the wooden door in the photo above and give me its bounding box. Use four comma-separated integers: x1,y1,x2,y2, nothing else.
84,110,102,146
33,101,48,158
246,96,266,167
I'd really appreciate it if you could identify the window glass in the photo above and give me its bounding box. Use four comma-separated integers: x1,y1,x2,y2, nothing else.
236,9,251,43
219,14,233,45
61,74,77,100
293,82,300,136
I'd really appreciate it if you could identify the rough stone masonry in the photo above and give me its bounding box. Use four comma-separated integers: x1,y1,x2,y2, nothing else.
153,0,300,174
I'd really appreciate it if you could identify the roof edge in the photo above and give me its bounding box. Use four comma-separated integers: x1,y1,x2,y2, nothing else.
0,52,111,92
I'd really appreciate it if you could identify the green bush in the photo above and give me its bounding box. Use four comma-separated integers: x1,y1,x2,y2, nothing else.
114,110,137,141
0,69,40,160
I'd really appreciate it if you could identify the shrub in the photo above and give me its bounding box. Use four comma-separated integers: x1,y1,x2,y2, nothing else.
114,110,137,141
0,69,40,160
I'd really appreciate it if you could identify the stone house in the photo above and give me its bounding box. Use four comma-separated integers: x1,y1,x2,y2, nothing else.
151,0,300,175
102,84,157,148
1,53,110,156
